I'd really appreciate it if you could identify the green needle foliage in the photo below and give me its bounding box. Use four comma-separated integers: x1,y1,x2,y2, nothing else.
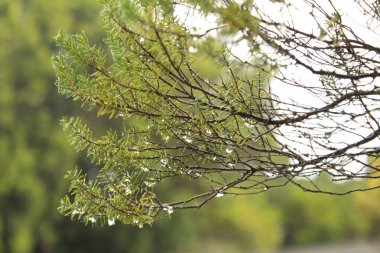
53,0,380,228
53,0,275,227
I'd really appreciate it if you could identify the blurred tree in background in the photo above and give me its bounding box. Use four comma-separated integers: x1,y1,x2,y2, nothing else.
0,0,108,252
0,0,101,252
268,176,370,245
2,0,380,253
355,156,380,237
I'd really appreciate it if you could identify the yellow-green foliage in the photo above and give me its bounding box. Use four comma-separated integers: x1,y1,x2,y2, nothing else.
0,0,100,252
53,0,278,227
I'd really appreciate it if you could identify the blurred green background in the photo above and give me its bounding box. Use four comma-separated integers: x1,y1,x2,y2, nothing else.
1,0,380,252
